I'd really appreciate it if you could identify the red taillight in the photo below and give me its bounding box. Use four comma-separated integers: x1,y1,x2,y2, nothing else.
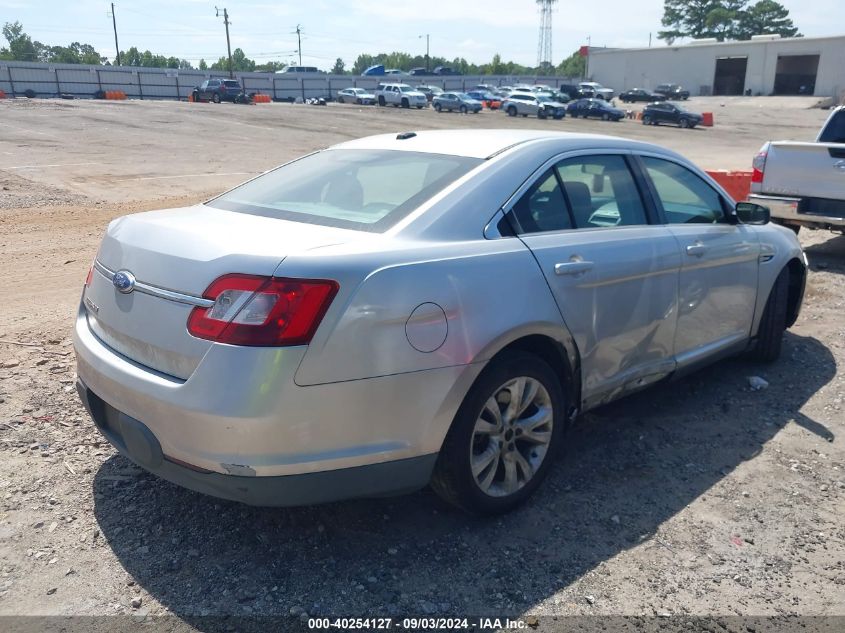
751,147,768,184
85,265,93,287
187,274,338,347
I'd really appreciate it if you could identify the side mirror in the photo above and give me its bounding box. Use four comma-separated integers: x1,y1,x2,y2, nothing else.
735,202,770,225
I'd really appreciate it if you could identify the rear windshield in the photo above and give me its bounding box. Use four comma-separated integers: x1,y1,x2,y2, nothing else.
207,150,482,232
222,80,241,88
818,110,845,143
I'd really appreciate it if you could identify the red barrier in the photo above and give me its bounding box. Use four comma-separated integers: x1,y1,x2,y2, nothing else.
701,112,714,127
706,170,752,202
0,90,6,99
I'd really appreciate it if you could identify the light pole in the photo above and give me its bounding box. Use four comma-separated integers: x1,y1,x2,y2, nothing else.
215,6,233,78
419,34,430,72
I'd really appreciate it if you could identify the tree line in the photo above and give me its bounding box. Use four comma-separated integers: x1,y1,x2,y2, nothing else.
660,0,799,43
2,1,802,75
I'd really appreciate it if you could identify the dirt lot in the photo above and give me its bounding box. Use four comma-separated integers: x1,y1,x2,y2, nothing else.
0,97,843,630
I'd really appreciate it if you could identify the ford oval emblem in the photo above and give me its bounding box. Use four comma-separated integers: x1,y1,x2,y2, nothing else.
113,270,136,294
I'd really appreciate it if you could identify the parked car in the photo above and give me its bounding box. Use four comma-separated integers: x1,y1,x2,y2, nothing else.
620,88,663,103
503,93,567,119
191,79,244,104
384,69,407,76
654,83,690,100
567,98,625,121
336,88,376,105
74,129,806,514
557,83,582,100
642,102,703,128
433,92,483,113
415,85,444,102
466,91,502,109
433,66,461,76
361,64,385,76
374,83,428,108
409,67,433,76
749,105,845,233
578,82,614,100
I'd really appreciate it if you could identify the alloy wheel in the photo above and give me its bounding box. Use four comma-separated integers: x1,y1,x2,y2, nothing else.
470,377,554,497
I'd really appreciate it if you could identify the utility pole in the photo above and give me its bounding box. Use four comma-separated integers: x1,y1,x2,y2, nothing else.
110,3,121,66
215,6,234,78
419,34,430,71
295,25,302,66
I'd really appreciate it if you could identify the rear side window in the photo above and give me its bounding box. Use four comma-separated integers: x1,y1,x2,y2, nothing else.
510,170,572,234
208,150,482,232
642,157,727,224
819,110,845,143
556,155,648,228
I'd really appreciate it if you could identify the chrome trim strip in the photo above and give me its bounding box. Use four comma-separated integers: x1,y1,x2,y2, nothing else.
93,261,215,308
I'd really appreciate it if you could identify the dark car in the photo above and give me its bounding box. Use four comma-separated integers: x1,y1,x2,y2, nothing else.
642,102,703,128
654,83,690,100
557,83,583,100
415,85,444,102
192,79,245,103
567,98,625,121
433,66,461,76
409,67,433,76
620,88,662,103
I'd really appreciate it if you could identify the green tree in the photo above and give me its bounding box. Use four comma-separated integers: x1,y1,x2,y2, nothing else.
198,59,208,70
255,60,285,72
557,50,586,78
211,47,255,72
331,57,345,74
2,21,40,61
660,0,720,43
738,0,800,38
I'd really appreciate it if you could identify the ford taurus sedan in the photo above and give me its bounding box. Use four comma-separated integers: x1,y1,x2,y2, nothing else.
74,130,806,514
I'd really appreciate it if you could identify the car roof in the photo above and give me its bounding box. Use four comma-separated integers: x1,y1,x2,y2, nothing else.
330,130,673,160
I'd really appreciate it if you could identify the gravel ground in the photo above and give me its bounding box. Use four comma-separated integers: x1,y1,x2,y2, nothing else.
0,98,843,631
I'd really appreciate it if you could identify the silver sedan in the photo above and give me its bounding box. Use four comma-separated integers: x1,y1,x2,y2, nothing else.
73,130,806,514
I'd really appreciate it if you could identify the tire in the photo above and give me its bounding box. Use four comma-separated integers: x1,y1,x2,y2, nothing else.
378,95,385,106
459,105,468,114
430,351,566,515
679,118,690,129
191,90,200,103
507,106,517,117
602,113,610,121
337,96,345,104
642,115,651,125
212,93,221,104
401,98,409,109
751,267,789,363
522,114,528,118
538,109,547,120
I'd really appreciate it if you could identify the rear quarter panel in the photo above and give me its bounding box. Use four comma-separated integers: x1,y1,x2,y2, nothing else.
282,239,568,386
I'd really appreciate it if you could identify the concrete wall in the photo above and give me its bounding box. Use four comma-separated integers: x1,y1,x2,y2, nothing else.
0,61,578,100
588,35,845,98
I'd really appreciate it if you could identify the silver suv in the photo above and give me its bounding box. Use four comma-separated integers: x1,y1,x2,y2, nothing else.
502,93,567,120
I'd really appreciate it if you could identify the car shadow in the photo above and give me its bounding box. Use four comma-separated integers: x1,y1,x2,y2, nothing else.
92,332,835,627
803,232,845,275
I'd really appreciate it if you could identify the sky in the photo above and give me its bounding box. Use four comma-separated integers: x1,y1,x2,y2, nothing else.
1,0,843,69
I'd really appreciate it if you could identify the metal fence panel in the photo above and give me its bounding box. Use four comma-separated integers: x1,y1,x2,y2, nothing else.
0,61,579,100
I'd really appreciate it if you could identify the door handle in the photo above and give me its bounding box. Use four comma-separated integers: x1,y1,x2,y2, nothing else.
555,261,594,276
686,242,707,257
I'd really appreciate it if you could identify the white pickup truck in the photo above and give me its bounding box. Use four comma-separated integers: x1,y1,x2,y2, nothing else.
374,83,428,109
749,106,845,233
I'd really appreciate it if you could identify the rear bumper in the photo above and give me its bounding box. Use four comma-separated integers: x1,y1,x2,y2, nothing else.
749,194,845,229
73,301,479,490
77,379,436,506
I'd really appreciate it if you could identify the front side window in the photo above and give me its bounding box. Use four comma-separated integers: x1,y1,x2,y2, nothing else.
207,150,482,232
642,157,727,224
556,155,648,228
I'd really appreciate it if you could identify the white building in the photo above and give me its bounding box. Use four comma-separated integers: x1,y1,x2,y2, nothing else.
588,34,845,98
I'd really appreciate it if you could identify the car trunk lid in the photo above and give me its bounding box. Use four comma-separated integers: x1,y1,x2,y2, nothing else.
84,204,357,379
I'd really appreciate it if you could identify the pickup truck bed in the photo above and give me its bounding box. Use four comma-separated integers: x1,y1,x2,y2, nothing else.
749,106,845,233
